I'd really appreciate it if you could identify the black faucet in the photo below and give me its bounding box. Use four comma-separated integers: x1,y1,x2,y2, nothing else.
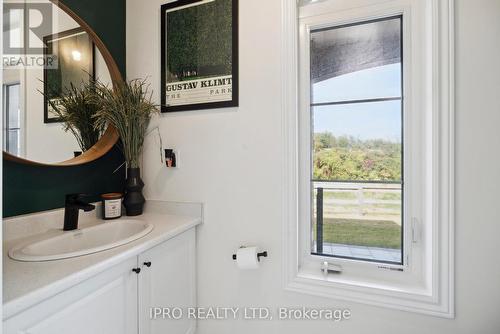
63,194,96,231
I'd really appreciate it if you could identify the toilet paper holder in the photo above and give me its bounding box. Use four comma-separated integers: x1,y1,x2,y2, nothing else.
232,249,268,261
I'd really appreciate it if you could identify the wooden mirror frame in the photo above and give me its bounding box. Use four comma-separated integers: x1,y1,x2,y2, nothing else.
3,0,122,167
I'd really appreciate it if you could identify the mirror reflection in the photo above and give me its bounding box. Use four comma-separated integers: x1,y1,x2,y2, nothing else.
2,0,112,164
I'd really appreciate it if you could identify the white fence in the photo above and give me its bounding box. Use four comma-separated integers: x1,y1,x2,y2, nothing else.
313,181,402,223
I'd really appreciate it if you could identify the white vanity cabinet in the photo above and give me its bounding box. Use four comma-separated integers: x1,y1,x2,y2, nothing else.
3,228,196,334
138,228,196,334
3,257,139,334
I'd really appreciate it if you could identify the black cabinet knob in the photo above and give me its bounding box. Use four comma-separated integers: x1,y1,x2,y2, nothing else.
132,268,141,274
143,261,152,267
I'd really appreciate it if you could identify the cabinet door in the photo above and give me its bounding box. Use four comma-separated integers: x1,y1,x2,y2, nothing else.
3,258,138,334
138,229,196,334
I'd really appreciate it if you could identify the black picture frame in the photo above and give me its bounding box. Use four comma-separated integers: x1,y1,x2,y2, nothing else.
160,0,239,113
43,27,95,123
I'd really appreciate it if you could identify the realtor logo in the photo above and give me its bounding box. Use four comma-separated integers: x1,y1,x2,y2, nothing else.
3,2,53,55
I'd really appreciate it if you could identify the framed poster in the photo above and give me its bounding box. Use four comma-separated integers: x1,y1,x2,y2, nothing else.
43,27,95,123
160,0,238,113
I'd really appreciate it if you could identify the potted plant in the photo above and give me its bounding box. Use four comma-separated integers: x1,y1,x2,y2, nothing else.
93,79,159,216
44,81,106,154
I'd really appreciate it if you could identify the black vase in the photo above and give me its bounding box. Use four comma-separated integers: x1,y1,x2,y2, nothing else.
123,167,145,216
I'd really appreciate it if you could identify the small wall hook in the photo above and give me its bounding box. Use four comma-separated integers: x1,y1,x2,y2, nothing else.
164,149,177,167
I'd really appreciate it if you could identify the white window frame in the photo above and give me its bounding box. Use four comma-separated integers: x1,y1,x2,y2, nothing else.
281,0,454,317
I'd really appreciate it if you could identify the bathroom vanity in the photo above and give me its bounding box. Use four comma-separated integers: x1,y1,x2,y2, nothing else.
2,1,200,333
3,201,202,334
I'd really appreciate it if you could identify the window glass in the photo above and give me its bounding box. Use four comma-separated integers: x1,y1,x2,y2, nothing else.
8,84,20,128
312,101,402,182
8,130,20,156
310,17,403,264
311,18,401,104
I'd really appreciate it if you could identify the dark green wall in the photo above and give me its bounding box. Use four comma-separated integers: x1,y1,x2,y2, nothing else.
3,147,125,217
3,0,126,218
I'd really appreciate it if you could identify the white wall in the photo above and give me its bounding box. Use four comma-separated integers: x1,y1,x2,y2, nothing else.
126,0,500,333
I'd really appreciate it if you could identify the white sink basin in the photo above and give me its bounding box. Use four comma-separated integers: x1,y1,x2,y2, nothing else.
9,219,154,262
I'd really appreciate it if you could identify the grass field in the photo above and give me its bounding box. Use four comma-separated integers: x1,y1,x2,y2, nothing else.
314,218,401,249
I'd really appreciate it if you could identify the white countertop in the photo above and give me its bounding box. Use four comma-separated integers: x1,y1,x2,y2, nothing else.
2,200,203,320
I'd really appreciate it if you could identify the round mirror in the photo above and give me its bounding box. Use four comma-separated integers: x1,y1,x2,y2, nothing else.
2,0,121,166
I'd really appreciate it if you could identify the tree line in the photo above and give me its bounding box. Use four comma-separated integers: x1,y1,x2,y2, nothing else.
314,132,401,181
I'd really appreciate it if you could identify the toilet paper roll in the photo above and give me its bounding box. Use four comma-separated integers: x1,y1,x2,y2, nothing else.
236,247,260,270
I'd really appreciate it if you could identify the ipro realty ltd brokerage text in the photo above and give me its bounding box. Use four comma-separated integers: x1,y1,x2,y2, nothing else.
150,307,351,322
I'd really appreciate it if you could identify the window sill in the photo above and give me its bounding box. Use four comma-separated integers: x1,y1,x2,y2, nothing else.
285,269,453,318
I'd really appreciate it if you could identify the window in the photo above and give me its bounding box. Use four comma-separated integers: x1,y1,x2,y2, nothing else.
310,17,403,264
3,83,22,156
283,0,454,317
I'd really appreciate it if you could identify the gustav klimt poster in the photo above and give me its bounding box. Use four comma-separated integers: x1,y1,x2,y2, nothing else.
161,0,238,112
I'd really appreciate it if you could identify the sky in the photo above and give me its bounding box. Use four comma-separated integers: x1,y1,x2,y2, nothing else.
312,63,402,142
